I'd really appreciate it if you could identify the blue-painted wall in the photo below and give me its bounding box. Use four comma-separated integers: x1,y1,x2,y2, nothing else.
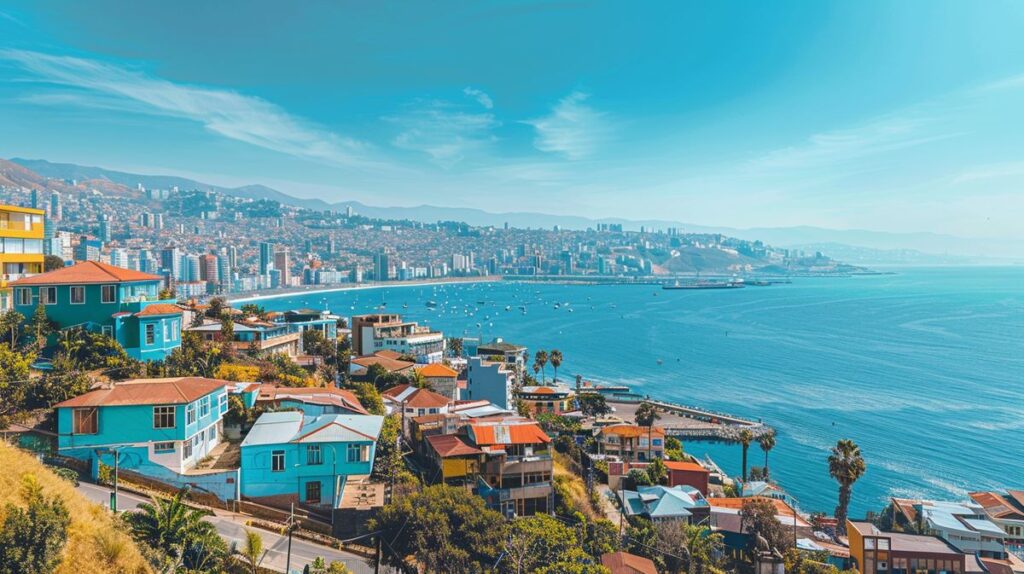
240,439,376,505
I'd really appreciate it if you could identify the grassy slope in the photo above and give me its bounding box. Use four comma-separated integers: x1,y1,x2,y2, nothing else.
0,443,152,574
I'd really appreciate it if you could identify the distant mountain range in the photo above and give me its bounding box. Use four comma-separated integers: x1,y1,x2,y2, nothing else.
9,158,1023,261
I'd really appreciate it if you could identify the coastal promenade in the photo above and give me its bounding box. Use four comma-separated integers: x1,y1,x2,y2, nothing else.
608,397,772,442
226,275,503,303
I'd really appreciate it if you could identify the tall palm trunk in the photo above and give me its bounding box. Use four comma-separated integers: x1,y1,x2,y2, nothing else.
741,444,749,482
836,483,852,534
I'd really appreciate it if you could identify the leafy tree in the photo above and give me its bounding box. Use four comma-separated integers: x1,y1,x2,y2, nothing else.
351,382,385,415
239,303,266,319
647,457,668,485
829,439,866,535
628,468,654,487
549,349,563,381
306,557,353,573
502,514,597,574
24,355,92,408
367,484,507,573
43,254,65,272
0,475,71,574
0,343,34,413
578,393,611,417
738,428,754,482
759,430,777,479
740,498,793,557
240,529,265,574
123,488,227,571
654,521,725,574
372,415,403,483
0,309,24,348
205,296,228,318
634,402,661,460
26,304,56,352
56,328,142,380
447,336,464,358
213,363,260,382
158,287,176,301
665,436,686,462
535,349,549,382
219,314,236,359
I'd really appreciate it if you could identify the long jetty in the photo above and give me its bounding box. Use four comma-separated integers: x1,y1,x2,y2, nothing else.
606,396,773,442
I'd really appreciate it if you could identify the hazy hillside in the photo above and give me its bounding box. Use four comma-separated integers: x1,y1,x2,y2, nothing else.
0,443,152,573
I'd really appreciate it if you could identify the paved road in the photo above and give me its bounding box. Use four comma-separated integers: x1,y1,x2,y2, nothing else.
77,482,374,574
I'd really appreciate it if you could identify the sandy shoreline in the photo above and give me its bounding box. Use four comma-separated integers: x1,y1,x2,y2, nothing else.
227,275,503,304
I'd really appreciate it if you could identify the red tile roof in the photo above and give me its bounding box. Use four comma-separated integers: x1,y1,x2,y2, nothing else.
599,424,666,439
601,552,658,574
664,461,710,473
382,384,451,409
426,434,485,458
12,260,162,285
469,421,551,446
373,350,404,360
55,377,228,408
351,355,415,372
135,303,183,317
969,492,1024,520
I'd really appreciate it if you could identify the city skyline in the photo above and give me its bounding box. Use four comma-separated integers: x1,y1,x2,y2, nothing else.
2,1,1024,239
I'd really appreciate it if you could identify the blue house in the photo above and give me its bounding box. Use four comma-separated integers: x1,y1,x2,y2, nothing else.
54,377,237,500
11,260,182,361
239,411,383,508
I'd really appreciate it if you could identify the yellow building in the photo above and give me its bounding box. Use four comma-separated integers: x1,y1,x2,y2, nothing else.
1,204,46,309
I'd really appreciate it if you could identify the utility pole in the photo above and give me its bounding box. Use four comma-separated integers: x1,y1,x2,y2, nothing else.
374,536,382,574
285,502,294,573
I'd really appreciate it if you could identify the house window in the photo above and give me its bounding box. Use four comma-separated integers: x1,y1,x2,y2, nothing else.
305,481,321,504
101,325,113,338
186,403,196,425
145,324,155,345
199,396,209,418
72,408,98,434
70,286,85,304
15,288,31,306
218,393,227,414
307,444,323,465
271,450,285,472
171,320,179,340
41,287,57,305
347,443,369,463
153,406,176,429
153,442,175,453
182,437,193,459
208,425,217,442
101,285,116,303
163,321,170,342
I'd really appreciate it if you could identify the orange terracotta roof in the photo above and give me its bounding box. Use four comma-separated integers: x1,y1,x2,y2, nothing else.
664,461,710,473
12,260,162,286
601,552,658,574
706,497,798,518
426,434,484,458
599,424,665,438
55,377,228,408
135,303,183,317
351,355,415,372
417,363,458,378
257,384,368,414
469,422,551,446
373,350,404,359
381,384,412,399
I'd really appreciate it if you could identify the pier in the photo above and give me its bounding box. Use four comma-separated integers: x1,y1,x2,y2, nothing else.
606,396,772,442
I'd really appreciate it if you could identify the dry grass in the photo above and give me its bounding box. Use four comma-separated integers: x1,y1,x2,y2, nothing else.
0,443,152,574
552,453,601,521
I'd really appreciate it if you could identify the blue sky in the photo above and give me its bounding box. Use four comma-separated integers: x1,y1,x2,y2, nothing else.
1,1,1024,238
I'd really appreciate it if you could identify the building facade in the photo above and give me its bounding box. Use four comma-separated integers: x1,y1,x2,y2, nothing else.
350,313,445,363
0,204,45,309
464,356,516,410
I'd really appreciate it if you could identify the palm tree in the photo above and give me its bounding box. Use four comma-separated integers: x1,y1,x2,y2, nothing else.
549,349,563,382
634,401,661,461
758,430,777,479
535,350,549,382
240,529,265,574
738,429,753,483
123,488,226,570
829,438,866,535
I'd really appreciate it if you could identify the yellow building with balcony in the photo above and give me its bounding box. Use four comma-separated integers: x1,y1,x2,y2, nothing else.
1,204,46,309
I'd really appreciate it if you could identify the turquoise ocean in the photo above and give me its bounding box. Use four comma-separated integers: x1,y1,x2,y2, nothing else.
253,267,1024,516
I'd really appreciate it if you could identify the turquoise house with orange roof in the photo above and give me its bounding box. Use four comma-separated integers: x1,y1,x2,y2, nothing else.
11,260,182,361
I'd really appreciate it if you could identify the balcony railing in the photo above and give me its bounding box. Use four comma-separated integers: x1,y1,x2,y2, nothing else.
483,456,552,477
0,221,43,232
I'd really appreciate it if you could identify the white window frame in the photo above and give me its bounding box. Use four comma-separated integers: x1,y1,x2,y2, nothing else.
101,284,116,303
145,323,156,345
218,393,227,414
307,444,323,465
101,325,114,338
186,403,196,425
69,285,85,304
182,437,193,460
347,443,369,463
271,450,285,472
199,396,209,418
153,406,176,429
41,286,57,305
153,441,175,453
15,287,32,306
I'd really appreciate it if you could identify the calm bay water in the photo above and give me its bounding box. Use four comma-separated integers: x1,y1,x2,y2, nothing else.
255,267,1024,515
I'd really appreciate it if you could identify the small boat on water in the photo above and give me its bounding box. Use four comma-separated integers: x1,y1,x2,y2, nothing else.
426,300,438,308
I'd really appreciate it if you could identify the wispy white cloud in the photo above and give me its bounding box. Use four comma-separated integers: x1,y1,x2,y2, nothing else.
462,86,493,109
0,49,379,168
525,91,609,160
749,112,952,171
386,99,499,168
